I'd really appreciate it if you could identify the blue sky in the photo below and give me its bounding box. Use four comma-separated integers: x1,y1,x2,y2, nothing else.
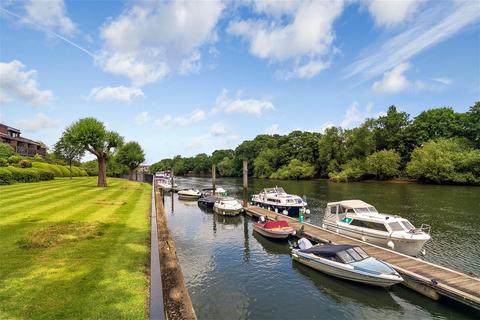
1,0,479,163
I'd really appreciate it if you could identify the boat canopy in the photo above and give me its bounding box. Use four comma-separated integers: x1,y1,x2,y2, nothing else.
263,187,286,194
263,221,289,229
327,200,378,213
300,244,356,256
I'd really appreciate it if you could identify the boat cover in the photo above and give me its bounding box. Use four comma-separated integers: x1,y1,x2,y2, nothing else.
300,244,356,256
263,221,289,229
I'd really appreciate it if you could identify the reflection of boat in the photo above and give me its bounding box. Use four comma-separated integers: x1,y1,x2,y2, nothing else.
198,196,222,208
251,187,309,217
178,189,201,200
213,197,243,216
252,232,292,255
215,213,242,226
322,200,431,256
201,187,227,197
253,220,296,239
292,238,403,287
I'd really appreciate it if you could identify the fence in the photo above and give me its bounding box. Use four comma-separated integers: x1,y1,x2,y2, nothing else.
120,173,153,184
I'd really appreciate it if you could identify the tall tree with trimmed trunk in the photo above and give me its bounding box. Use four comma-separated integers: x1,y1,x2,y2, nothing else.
62,118,123,187
116,141,145,180
54,135,85,179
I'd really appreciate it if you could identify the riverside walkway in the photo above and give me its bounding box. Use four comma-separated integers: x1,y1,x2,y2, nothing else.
244,205,480,310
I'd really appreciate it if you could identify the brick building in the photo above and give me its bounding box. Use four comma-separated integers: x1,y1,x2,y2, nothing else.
0,123,46,157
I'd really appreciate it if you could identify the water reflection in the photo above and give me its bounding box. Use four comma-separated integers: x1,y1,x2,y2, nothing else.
252,231,292,255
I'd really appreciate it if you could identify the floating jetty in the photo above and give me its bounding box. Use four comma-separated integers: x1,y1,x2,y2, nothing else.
245,205,480,310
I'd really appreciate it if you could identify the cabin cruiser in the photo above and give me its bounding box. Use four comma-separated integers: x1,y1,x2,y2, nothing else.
200,187,227,197
155,170,172,179
292,238,403,287
213,197,243,216
251,187,309,217
322,200,431,256
178,189,201,200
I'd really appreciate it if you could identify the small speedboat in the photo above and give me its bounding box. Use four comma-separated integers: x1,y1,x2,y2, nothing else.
253,219,296,239
178,188,201,200
201,187,227,197
292,238,403,287
198,195,222,208
213,197,243,216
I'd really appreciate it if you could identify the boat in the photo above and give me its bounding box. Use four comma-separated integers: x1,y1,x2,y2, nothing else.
178,188,201,200
200,187,227,197
213,197,243,216
253,219,296,239
157,178,178,192
292,238,403,287
155,170,173,179
322,200,431,256
198,195,222,208
251,187,309,217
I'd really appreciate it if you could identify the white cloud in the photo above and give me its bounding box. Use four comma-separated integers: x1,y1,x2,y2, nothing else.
372,62,410,93
17,113,59,132
0,60,53,106
432,77,452,86
345,1,480,81
228,0,344,79
154,109,206,127
23,0,76,35
264,124,279,135
340,102,381,128
366,0,422,27
96,1,224,86
87,86,144,103
213,89,274,116
134,111,150,125
210,122,227,136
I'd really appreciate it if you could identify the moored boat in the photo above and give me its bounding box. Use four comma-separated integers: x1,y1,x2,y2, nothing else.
322,200,431,256
253,219,296,239
292,238,403,287
198,195,222,208
178,188,201,200
213,197,243,216
201,187,227,197
251,187,309,217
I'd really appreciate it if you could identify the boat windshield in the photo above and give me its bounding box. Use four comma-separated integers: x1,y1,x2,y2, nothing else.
388,222,405,232
336,247,369,263
401,220,415,231
354,206,378,213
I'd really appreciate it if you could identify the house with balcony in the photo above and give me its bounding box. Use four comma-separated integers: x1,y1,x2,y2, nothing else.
0,123,46,157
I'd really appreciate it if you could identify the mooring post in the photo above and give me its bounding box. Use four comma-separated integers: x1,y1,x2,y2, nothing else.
243,160,248,207
212,164,216,195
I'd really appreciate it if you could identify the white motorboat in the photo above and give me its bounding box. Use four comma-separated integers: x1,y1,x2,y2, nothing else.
200,187,227,197
292,238,403,287
213,197,243,216
251,187,309,217
322,200,431,256
178,188,201,200
157,178,178,191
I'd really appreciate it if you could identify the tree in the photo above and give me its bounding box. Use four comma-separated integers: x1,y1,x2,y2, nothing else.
54,135,85,179
462,101,480,148
344,121,375,160
217,157,236,176
365,150,401,180
406,138,480,185
63,118,123,187
318,127,345,176
328,158,366,182
116,141,145,179
253,149,276,178
373,105,410,156
270,159,315,180
0,143,16,159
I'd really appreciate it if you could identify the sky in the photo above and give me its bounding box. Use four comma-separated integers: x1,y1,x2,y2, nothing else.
0,0,479,163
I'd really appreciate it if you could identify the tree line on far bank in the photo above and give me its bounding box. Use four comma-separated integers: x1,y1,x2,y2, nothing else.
150,102,480,185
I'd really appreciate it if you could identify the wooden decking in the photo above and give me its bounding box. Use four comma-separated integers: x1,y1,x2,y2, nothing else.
244,205,480,310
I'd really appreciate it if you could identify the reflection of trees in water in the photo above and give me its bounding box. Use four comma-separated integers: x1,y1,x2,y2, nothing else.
243,216,250,263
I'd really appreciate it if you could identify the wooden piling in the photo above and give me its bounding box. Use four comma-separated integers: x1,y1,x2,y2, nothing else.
212,164,216,195
242,160,248,207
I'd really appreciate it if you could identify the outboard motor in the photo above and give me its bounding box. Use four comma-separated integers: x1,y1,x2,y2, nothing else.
298,237,313,250
259,215,266,223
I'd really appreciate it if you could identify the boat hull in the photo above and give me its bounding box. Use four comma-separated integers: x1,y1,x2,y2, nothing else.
323,222,428,256
253,224,294,239
292,251,402,287
213,206,243,216
251,201,304,217
178,194,200,200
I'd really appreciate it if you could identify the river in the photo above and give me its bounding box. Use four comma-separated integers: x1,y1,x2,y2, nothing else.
163,177,480,319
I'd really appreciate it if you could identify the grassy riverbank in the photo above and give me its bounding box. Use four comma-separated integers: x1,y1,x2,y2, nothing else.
0,177,150,319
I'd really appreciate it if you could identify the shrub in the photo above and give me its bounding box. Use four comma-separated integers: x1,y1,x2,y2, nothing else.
38,170,54,181
19,159,33,168
0,143,16,158
0,158,8,167
0,167,13,185
58,165,71,176
6,166,40,183
365,150,400,180
8,155,21,165
33,154,43,161
31,162,87,177
329,158,366,182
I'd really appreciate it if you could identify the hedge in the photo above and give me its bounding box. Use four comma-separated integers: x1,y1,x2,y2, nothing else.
31,162,87,177
0,167,54,185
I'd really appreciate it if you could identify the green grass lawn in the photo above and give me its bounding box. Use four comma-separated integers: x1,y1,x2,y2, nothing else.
0,177,151,320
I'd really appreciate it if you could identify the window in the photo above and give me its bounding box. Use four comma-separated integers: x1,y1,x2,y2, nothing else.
346,248,363,261
354,207,370,213
346,208,355,213
401,220,415,231
368,207,378,213
350,219,388,232
337,251,355,263
388,222,405,232
330,206,337,214
353,247,369,259
338,206,346,214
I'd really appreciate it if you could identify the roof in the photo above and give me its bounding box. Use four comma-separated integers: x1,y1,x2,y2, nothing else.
327,200,373,209
0,132,45,146
300,244,356,256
